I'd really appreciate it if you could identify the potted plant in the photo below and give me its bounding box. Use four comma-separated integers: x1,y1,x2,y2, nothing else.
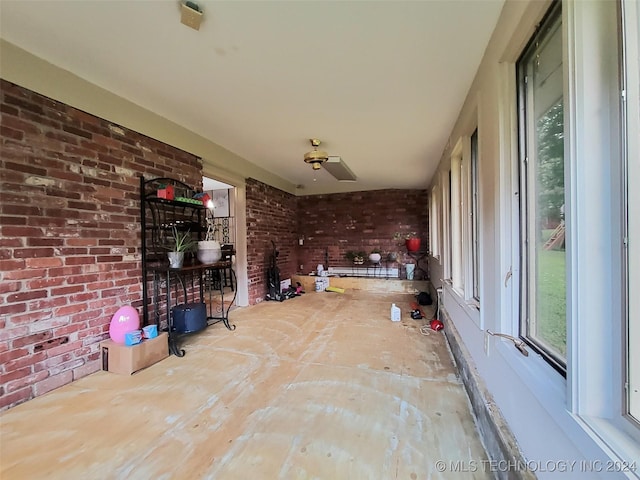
168,226,196,268
394,231,421,252
197,214,222,264
345,250,365,265
369,248,382,264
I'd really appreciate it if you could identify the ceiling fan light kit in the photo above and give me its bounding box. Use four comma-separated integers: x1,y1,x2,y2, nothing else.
303,138,329,170
302,138,357,181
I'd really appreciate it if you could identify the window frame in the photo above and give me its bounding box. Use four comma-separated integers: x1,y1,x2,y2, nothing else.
621,0,640,428
470,128,480,303
516,1,567,374
429,185,440,260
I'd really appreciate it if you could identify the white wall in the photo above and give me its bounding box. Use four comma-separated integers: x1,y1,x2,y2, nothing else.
429,1,639,478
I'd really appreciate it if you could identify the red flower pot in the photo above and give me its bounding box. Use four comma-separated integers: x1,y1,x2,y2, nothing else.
405,238,421,252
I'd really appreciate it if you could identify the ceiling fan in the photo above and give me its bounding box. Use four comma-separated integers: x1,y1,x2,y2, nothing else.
303,138,357,182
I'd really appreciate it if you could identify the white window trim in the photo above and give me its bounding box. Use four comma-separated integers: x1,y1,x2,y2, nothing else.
429,186,441,260
442,168,452,281
621,0,640,429
468,128,481,305
490,0,640,472
505,0,640,468
450,139,464,295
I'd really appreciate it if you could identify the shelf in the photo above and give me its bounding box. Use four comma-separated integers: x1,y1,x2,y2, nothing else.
144,196,206,209
140,176,236,357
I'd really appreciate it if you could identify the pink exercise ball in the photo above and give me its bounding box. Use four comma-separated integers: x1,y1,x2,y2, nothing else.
109,306,140,344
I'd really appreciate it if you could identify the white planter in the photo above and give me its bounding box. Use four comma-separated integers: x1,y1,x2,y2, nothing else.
197,240,222,264
168,251,184,268
369,253,381,263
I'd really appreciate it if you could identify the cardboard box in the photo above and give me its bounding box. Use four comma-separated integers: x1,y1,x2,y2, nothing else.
101,332,168,375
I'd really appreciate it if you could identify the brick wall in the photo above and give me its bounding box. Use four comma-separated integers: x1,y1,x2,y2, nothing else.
296,189,428,275
245,178,298,304
0,80,202,410
244,181,429,304
0,80,430,408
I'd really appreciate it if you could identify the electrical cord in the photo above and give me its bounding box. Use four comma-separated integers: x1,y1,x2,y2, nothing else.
419,324,431,336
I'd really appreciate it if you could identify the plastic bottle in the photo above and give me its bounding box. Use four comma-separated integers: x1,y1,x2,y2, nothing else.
391,303,401,322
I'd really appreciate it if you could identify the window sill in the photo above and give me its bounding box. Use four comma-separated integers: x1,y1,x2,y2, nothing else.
466,299,480,311
443,283,481,328
577,416,640,479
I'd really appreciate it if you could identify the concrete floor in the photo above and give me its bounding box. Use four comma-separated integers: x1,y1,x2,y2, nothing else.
0,288,491,479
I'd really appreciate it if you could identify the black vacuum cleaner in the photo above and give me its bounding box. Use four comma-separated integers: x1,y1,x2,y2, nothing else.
265,240,300,302
266,240,282,301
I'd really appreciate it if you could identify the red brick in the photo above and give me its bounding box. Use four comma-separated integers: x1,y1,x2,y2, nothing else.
0,113,42,134
80,311,105,324
6,289,47,303
1,103,19,115
0,347,30,365
0,216,27,227
66,238,98,247
73,361,100,380
12,331,53,348
0,386,33,410
0,367,32,384
25,257,63,268
33,371,73,396
5,370,49,394
0,125,23,140
27,277,65,289
0,326,29,342
64,256,95,266
0,280,20,295
54,304,86,316
8,310,53,326
0,303,27,315
4,351,46,376
0,259,26,271
58,247,88,256
28,216,66,227
27,296,67,311
62,124,93,140
1,226,42,238
69,292,98,303
4,161,47,177
47,358,85,376
51,285,84,296
48,266,83,277
45,339,82,358
13,247,55,258
27,238,64,247
44,130,78,145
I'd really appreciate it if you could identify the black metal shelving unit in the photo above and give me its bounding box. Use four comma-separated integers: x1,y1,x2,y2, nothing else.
140,176,236,356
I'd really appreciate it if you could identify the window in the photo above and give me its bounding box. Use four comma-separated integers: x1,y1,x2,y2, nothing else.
517,3,566,372
429,186,440,258
450,144,464,293
622,0,640,423
443,169,453,280
470,129,480,302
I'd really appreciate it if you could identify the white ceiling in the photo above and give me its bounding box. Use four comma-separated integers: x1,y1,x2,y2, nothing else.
0,0,504,195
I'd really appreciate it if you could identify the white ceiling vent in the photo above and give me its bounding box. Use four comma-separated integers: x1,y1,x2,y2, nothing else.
324,156,357,182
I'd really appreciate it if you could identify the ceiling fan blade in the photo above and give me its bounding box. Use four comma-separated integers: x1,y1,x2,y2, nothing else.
323,156,357,182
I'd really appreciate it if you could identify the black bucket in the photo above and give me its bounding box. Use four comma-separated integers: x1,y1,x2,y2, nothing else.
171,302,207,333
